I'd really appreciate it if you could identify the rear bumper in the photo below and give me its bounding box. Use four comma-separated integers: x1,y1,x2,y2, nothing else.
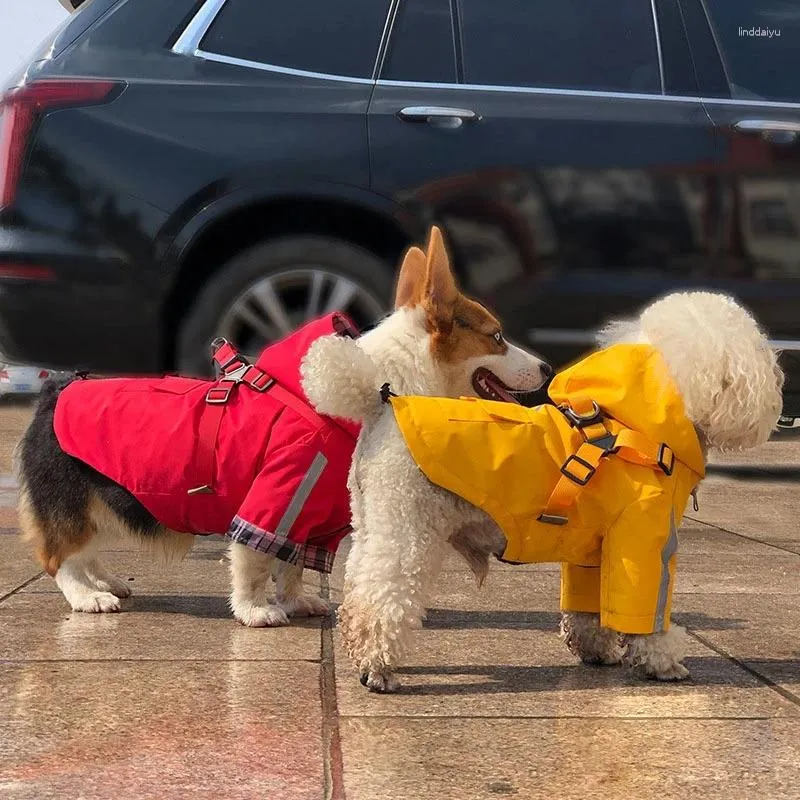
0,228,163,372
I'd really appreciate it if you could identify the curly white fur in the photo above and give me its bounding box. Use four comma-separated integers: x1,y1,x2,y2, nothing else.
598,291,783,452
307,291,783,691
625,625,691,681
560,612,625,666
301,335,383,425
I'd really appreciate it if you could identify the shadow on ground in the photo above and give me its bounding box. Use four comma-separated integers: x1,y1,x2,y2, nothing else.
395,657,800,695
423,608,746,632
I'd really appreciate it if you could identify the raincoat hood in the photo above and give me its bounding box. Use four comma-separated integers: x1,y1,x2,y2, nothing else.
548,343,705,479
255,312,361,440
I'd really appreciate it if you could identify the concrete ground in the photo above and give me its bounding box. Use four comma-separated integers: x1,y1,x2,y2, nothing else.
0,402,798,799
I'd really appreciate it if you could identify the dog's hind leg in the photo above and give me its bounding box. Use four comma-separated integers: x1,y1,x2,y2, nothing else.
228,542,290,627
275,562,329,617
55,547,125,612
18,483,123,612
17,382,140,611
81,555,132,599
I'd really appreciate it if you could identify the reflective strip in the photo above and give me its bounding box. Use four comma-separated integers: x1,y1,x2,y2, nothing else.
275,452,328,537
654,509,679,632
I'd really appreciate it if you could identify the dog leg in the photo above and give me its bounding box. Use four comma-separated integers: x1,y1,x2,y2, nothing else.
624,625,690,680
228,542,289,627
55,545,123,613
339,513,457,693
275,562,329,617
83,557,133,599
560,612,625,665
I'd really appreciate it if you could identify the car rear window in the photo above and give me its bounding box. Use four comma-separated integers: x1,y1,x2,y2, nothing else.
459,0,662,94
703,0,800,103
200,0,391,79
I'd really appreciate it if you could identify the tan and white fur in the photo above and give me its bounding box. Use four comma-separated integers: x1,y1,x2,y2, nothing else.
301,291,783,691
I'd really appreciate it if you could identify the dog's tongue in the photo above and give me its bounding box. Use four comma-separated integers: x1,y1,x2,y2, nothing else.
484,373,520,404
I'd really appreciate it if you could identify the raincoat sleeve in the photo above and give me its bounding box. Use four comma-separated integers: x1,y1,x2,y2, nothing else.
226,429,350,572
561,495,678,635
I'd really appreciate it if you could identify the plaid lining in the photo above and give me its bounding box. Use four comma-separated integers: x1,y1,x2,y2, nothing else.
226,515,340,573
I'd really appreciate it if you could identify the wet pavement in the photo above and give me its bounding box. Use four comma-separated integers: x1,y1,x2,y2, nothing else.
1,404,799,799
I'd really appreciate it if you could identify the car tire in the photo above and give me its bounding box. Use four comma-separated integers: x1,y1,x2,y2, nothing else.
176,236,395,376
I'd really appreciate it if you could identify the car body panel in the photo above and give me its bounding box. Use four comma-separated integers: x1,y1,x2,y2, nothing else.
0,0,798,414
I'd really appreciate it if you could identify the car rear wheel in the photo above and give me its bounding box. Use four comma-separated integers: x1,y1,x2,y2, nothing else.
176,236,393,375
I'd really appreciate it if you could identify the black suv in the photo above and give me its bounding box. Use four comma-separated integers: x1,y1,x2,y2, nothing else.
1,0,799,417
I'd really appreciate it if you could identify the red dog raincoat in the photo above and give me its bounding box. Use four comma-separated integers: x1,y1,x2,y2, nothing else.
54,313,360,572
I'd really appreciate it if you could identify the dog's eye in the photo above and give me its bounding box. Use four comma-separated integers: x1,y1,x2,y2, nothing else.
455,316,470,329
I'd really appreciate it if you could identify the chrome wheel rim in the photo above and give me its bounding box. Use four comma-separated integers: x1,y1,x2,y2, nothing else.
217,268,385,355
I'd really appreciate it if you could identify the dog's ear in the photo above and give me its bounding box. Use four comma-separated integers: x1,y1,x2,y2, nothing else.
393,246,427,309
422,226,459,331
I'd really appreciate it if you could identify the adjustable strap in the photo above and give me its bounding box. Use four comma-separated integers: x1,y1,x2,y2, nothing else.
613,428,675,475
190,339,276,495
537,398,675,525
190,338,335,496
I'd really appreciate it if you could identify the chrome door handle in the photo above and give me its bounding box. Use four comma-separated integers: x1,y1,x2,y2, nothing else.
734,119,800,144
398,106,481,129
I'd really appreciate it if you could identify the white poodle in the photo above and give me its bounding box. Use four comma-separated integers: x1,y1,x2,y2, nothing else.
301,291,783,692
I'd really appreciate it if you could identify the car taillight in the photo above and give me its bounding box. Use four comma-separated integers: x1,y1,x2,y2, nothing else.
0,369,8,380
38,369,49,379
0,79,121,210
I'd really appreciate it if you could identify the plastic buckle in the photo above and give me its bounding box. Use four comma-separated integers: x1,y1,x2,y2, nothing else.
561,401,601,428
560,454,596,486
206,382,234,405
587,432,618,454
223,363,249,382
658,443,675,476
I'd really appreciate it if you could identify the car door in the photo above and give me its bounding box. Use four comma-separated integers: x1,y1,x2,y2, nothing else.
678,0,800,419
368,0,720,369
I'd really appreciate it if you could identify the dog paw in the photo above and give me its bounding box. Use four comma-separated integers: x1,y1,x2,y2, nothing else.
360,669,401,693
235,604,290,628
645,662,690,682
278,593,330,618
92,575,132,599
71,591,122,613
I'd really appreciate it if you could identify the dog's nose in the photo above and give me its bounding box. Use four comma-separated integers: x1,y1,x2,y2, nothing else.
541,363,554,379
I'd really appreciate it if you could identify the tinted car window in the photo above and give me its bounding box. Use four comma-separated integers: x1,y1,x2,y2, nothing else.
201,0,391,79
654,0,698,96
703,0,800,103
383,0,456,83
459,0,661,93
381,0,457,83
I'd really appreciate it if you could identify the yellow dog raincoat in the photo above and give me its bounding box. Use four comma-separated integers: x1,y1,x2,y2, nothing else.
390,344,705,635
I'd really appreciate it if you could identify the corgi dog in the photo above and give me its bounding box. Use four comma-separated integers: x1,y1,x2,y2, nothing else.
15,226,551,625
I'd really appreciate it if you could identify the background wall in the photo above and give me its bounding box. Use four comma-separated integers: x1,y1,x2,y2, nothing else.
1,0,70,88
